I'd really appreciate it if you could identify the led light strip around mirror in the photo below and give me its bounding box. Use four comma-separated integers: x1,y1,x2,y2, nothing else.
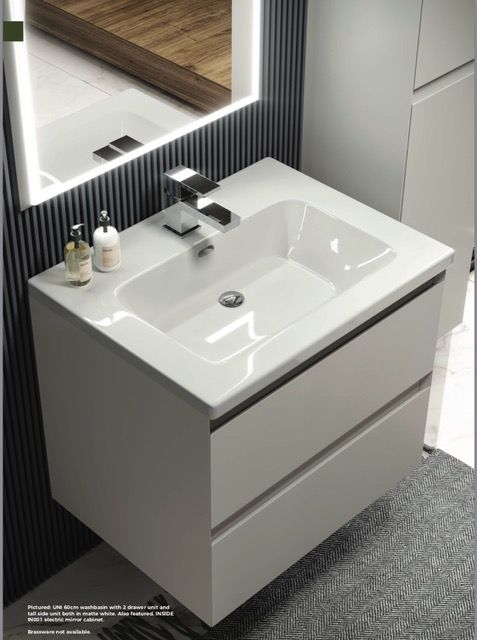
4,0,262,209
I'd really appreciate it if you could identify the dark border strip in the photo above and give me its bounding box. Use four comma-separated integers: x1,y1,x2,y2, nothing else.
210,272,445,431
3,21,24,41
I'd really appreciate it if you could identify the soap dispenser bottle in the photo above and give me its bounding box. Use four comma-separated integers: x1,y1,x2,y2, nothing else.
64,223,93,287
93,210,121,272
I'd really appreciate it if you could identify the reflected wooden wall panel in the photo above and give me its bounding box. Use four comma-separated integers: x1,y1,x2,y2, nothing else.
27,0,232,111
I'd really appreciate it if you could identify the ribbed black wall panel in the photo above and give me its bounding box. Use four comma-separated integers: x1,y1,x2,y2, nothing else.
3,0,308,606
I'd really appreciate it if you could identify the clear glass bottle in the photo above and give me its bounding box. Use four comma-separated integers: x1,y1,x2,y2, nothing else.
64,223,93,287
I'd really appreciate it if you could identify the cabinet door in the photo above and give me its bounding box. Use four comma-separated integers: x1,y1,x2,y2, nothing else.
302,0,422,220
401,67,474,335
415,0,474,89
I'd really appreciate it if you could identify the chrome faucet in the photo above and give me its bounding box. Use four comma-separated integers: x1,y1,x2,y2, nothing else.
163,166,240,237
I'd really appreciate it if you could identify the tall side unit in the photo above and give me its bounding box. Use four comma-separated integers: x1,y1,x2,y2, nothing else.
302,0,474,336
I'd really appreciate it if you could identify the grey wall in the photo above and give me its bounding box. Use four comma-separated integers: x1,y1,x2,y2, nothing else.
3,0,308,606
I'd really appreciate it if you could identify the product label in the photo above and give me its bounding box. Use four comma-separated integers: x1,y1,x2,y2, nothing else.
79,257,92,282
102,244,121,269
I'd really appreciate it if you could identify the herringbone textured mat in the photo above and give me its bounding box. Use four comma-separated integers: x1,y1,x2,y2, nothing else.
96,451,474,640
204,450,474,640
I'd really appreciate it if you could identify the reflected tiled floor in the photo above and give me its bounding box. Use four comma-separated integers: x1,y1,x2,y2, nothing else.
27,27,200,129
425,273,474,467
4,275,474,638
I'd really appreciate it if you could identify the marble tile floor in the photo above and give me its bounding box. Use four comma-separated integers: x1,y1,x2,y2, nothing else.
4,275,474,638
3,544,207,640
26,27,200,129
424,272,474,467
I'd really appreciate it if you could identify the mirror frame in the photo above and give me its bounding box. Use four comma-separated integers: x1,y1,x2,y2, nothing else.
4,0,262,210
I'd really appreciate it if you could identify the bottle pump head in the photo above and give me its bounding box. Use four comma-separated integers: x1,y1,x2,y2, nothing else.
70,223,84,248
99,210,110,233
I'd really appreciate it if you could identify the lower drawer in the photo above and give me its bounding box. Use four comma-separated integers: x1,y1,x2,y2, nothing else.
210,385,429,624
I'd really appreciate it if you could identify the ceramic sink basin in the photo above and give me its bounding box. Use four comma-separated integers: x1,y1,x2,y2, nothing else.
29,158,453,418
117,200,395,363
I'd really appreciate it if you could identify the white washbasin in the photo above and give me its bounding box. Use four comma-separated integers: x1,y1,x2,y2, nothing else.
29,158,453,418
117,200,395,363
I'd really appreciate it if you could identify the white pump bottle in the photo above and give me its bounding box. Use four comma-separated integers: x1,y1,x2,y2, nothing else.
93,210,121,272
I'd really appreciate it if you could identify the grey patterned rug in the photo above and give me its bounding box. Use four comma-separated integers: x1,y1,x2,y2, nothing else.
99,450,475,640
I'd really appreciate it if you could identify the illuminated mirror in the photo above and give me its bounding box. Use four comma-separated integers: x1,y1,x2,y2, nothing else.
4,0,261,209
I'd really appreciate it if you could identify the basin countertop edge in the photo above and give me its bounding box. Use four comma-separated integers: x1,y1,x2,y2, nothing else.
28,158,454,420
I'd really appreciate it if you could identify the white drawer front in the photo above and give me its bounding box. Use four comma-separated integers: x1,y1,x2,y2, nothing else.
211,386,430,624
211,283,442,527
415,0,474,89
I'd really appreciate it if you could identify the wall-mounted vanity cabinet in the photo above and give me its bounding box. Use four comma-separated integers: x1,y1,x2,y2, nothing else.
29,278,444,625
29,160,452,626
302,0,474,337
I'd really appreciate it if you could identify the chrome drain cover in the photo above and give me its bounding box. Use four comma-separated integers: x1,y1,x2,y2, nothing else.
219,291,245,308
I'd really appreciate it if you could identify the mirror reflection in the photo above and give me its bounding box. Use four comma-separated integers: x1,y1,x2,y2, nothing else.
4,0,260,207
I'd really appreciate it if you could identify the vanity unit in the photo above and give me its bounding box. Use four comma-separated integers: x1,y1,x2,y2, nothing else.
29,160,453,625
302,0,474,336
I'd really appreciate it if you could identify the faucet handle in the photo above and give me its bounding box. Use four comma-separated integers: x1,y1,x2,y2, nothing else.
164,165,220,197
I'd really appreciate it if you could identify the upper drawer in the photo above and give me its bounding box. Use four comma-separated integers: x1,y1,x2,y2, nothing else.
415,0,474,89
211,282,443,528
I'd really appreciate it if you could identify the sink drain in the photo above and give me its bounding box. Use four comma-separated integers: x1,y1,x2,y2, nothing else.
219,291,245,308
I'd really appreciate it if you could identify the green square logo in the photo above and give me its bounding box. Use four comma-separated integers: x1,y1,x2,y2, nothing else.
3,21,24,42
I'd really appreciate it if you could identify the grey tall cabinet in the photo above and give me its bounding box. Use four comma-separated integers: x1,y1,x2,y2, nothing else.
302,0,474,336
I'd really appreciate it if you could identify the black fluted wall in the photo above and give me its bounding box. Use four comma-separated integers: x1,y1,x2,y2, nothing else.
3,0,308,606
